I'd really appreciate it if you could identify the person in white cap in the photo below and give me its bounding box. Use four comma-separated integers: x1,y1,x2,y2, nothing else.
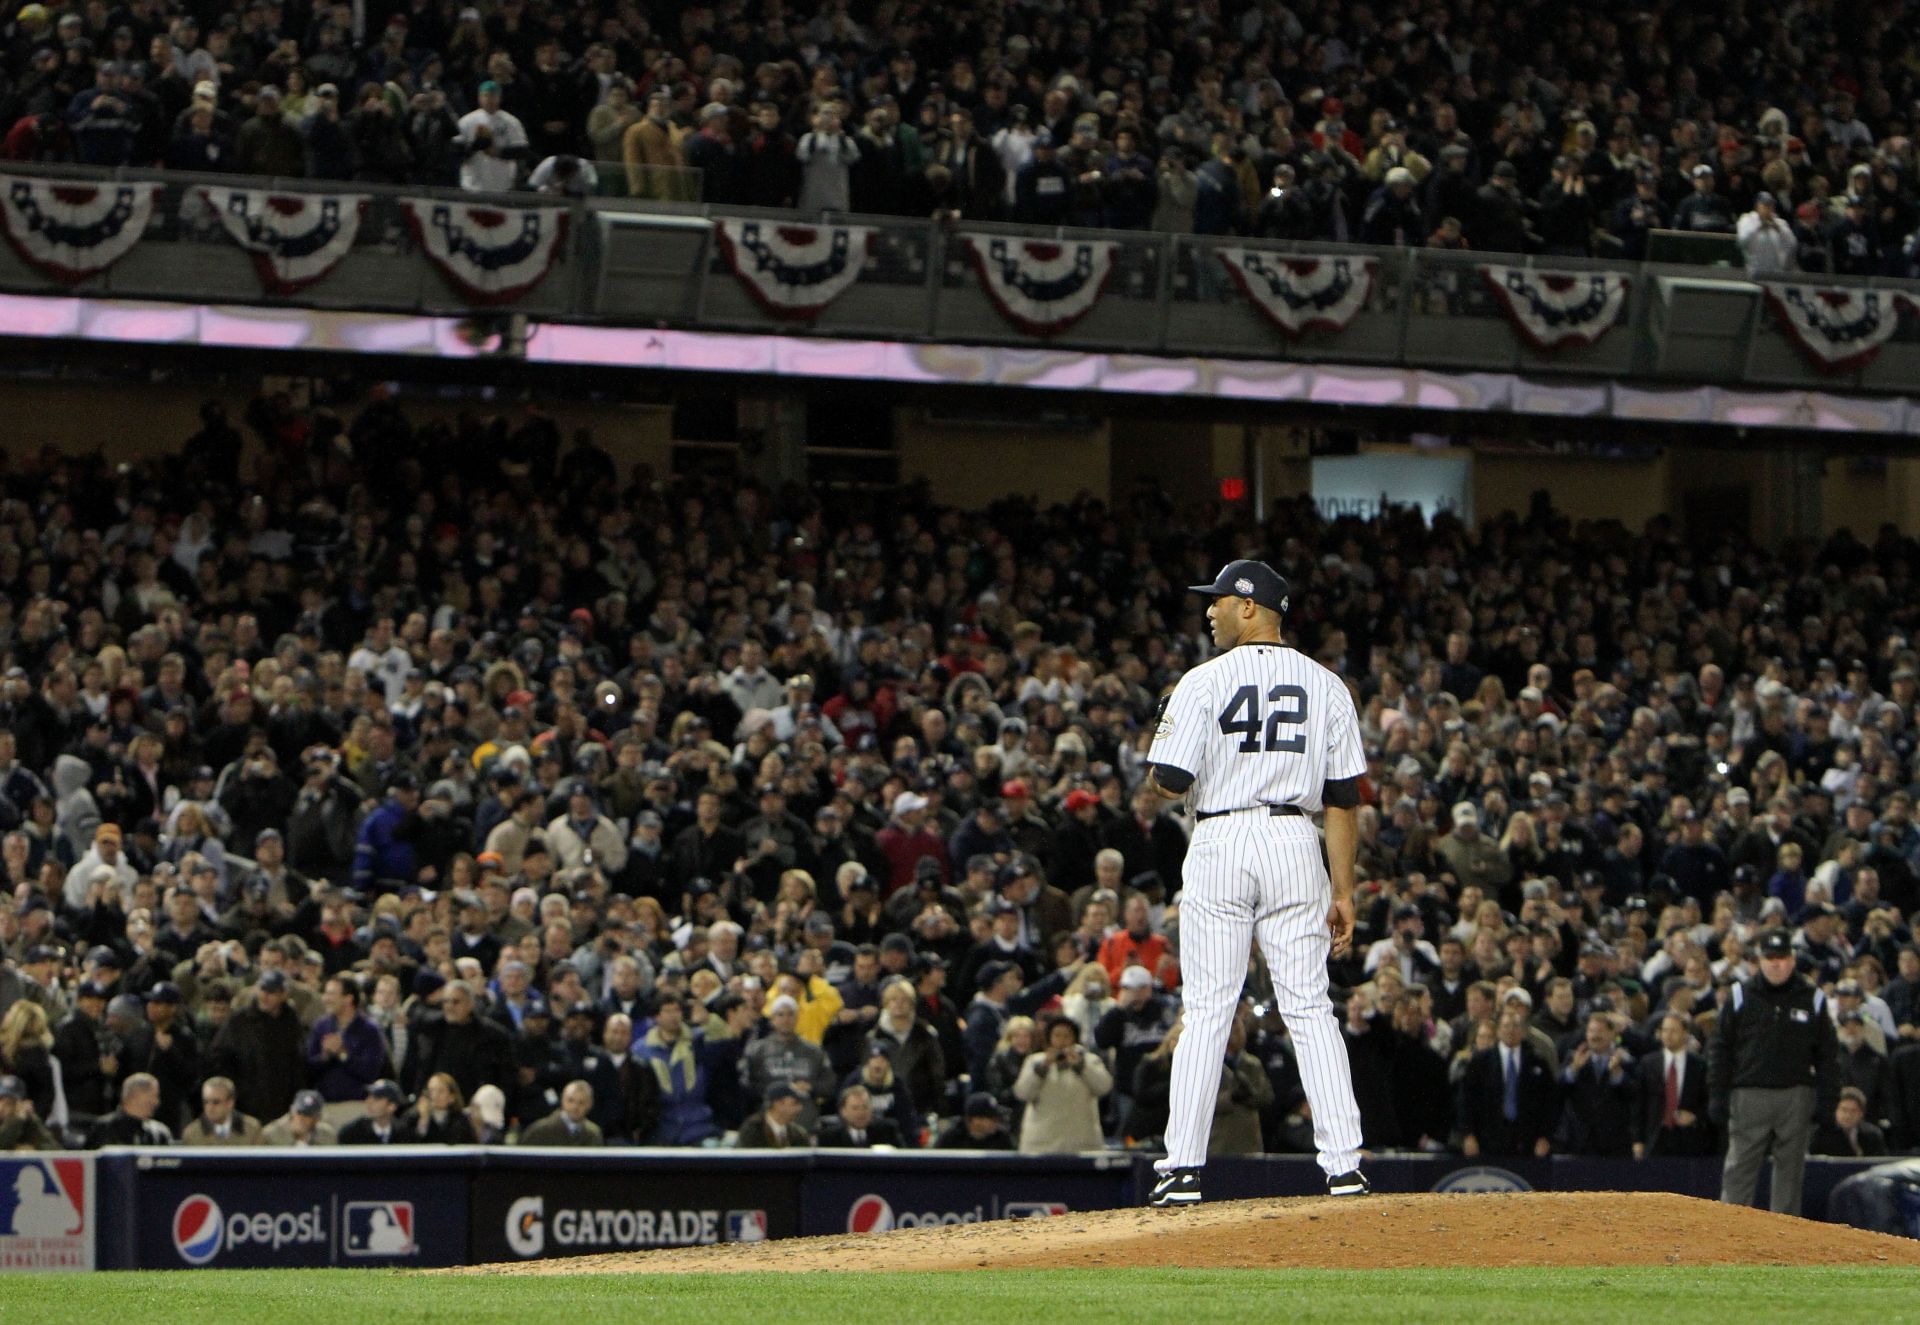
1435,802,1512,896
875,790,945,894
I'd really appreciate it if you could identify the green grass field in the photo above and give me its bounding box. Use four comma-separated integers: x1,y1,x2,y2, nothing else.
3,1266,1912,1324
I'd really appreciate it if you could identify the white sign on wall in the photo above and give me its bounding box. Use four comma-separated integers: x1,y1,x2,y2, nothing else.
1311,452,1472,524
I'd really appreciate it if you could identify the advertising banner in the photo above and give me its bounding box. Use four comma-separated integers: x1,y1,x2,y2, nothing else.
117,1152,470,1269
800,1155,1133,1236
468,1155,804,1263
0,1154,93,1271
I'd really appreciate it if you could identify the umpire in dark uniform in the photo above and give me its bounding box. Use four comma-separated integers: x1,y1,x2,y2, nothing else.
1709,928,1842,1214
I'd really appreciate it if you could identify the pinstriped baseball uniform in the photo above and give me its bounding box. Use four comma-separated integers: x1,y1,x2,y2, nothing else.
1147,641,1367,1178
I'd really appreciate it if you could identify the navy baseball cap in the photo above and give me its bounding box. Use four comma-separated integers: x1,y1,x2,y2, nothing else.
1188,559,1291,614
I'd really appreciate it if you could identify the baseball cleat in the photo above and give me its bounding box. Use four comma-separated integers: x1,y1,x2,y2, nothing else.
1148,1167,1203,1208
1325,1170,1372,1197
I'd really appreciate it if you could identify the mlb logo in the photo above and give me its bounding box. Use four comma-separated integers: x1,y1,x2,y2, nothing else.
342,1202,416,1257
0,1158,85,1238
725,1210,768,1243
0,1156,92,1270
1002,1201,1069,1220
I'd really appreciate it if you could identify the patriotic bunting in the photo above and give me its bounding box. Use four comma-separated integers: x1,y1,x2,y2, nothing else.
1480,265,1630,351
1764,285,1918,373
714,218,874,319
1217,250,1375,337
404,199,570,305
203,187,367,296
0,176,160,285
965,235,1118,336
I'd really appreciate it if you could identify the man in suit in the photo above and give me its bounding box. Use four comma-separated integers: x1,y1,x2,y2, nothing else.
735,1082,812,1148
814,1084,905,1148
1557,1011,1637,1156
518,1080,604,1146
578,1012,662,1142
1812,1087,1890,1157
1633,1012,1715,1157
1459,1006,1559,1158
179,1075,265,1146
338,1079,407,1145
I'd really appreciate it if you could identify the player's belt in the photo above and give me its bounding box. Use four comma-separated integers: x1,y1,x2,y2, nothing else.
1193,805,1306,821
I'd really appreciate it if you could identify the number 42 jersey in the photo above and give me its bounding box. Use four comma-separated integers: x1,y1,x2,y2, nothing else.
1147,642,1367,815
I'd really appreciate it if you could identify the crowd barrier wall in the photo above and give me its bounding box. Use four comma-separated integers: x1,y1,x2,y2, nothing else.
0,1148,1890,1271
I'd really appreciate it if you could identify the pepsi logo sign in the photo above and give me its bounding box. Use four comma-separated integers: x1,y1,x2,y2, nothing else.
846,1195,984,1233
173,1195,224,1265
171,1194,327,1264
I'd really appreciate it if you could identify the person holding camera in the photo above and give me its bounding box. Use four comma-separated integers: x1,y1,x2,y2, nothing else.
1012,1013,1111,1153
1737,190,1799,274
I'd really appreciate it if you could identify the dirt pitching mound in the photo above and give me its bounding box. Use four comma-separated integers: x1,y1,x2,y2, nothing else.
449,1191,1920,1276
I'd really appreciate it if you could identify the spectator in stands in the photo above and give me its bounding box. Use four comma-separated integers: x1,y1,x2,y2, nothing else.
737,1081,811,1149
264,1088,337,1146
456,80,527,194
338,1079,406,1145
1633,1012,1715,1158
636,992,718,1145
1460,1006,1559,1159
519,1079,603,1146
1012,1014,1111,1153
88,1072,173,1146
307,974,386,1103
0,1074,56,1150
1812,1086,1890,1157
1737,192,1799,275
815,1082,904,1148
179,1075,262,1145
400,980,512,1102
233,87,304,178
208,968,304,1125
934,1091,1014,1150
404,1071,476,1143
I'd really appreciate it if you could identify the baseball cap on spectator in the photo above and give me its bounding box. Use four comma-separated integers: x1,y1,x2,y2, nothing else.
477,79,501,95
1758,929,1794,958
765,1081,804,1105
996,858,1036,888
145,982,183,1004
1451,802,1479,826
292,1089,325,1117
768,995,799,1016
257,969,289,993
0,1075,24,1100
471,1084,506,1129
367,1080,405,1105
76,980,110,1001
892,791,928,816
984,895,1016,917
85,945,122,969
1492,161,1517,179
879,933,914,957
1690,163,1714,178
1001,780,1031,800
1118,966,1154,991
976,959,1016,988
964,1092,1000,1119
1064,789,1099,813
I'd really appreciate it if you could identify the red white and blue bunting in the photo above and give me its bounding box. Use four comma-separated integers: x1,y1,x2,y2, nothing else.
1481,265,1630,351
0,176,159,285
203,187,367,296
1217,250,1375,338
404,199,569,305
1765,285,1918,373
714,218,873,319
965,235,1118,336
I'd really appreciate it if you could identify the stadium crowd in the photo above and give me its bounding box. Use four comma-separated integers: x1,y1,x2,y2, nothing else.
2,0,1920,273
0,401,1914,1166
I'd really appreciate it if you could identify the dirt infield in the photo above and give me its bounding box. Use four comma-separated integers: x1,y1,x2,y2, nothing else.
451,1192,1920,1276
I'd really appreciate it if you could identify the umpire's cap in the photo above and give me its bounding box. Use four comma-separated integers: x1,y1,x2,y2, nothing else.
1188,559,1290,614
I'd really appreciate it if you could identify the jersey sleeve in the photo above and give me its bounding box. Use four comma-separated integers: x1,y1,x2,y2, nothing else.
1325,676,1367,782
1147,669,1211,782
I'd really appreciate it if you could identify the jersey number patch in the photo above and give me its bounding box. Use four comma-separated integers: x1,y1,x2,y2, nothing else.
1217,684,1309,753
